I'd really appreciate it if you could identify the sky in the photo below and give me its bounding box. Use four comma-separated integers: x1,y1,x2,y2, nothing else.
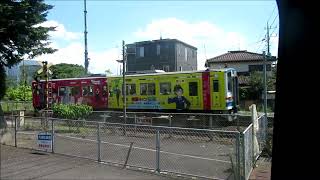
35,0,279,75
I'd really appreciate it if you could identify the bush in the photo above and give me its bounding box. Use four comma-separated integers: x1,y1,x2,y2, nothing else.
52,104,92,120
52,104,92,131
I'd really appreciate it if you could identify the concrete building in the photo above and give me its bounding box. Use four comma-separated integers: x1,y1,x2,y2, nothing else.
126,39,197,72
5,60,42,85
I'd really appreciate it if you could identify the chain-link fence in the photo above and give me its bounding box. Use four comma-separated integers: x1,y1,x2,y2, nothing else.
1,111,268,180
240,114,267,180
0,101,33,113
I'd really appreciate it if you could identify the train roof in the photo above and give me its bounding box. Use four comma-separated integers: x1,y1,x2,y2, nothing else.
34,76,105,83
32,68,236,83
108,68,236,78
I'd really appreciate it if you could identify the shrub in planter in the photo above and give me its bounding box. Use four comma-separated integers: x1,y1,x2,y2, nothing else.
52,104,92,132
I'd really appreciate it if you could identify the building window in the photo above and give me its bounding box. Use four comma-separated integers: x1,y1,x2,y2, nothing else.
150,65,155,70
156,44,160,55
137,47,144,57
163,65,170,72
249,65,263,72
160,82,171,95
189,82,198,96
185,48,188,61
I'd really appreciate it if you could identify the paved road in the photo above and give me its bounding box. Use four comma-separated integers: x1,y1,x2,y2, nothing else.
0,145,176,180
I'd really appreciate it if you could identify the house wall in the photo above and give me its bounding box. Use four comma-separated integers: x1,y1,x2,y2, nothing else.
209,61,273,75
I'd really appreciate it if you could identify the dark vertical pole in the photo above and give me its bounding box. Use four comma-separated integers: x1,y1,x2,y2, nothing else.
156,129,160,173
14,115,17,147
97,123,101,162
51,119,54,153
84,0,89,74
123,40,126,124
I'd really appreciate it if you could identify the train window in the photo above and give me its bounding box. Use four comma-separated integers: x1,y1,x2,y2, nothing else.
83,86,93,96
189,82,198,96
140,83,155,95
71,86,80,96
140,83,147,95
227,72,232,92
160,82,171,95
102,86,108,97
126,84,136,96
59,87,66,96
213,80,219,92
148,83,155,95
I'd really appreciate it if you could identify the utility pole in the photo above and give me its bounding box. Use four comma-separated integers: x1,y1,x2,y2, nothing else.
122,40,126,125
263,22,270,130
84,0,89,74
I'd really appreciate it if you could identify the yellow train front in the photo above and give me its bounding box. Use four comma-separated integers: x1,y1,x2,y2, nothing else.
107,68,239,114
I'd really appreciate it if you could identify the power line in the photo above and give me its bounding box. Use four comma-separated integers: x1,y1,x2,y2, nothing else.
254,5,278,53
267,5,277,23
269,14,279,28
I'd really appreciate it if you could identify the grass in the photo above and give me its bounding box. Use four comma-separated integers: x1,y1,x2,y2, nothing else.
54,123,94,137
1,101,34,113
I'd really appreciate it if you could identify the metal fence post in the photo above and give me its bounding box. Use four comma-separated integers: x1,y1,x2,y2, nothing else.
236,132,241,180
242,132,246,180
97,123,101,162
51,119,54,153
252,119,255,165
156,128,160,173
14,115,17,147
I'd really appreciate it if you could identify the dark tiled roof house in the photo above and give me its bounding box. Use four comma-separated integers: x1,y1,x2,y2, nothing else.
205,50,277,86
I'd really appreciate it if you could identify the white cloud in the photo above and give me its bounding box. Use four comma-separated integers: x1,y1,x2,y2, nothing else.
34,42,122,75
88,48,121,75
133,18,250,70
35,20,82,41
34,19,278,76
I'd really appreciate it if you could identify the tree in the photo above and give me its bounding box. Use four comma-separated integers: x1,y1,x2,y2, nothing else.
105,69,112,76
50,63,86,79
239,67,277,100
0,0,56,128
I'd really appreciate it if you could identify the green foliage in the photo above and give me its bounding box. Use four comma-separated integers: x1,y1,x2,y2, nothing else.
239,67,277,100
52,104,92,120
4,85,32,101
52,104,92,132
0,0,56,99
50,63,86,79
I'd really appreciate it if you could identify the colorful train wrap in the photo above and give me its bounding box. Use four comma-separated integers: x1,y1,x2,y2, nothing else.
32,68,239,114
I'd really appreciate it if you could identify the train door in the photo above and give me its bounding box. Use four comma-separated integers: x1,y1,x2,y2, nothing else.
186,79,201,110
93,84,103,108
210,72,222,110
225,70,238,111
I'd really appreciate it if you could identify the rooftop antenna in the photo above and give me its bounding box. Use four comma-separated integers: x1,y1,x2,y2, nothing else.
203,44,207,60
160,31,162,40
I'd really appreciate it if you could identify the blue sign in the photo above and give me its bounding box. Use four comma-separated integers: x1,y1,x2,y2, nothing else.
37,132,52,151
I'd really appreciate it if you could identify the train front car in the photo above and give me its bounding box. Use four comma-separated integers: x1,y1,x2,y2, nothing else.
107,69,239,114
